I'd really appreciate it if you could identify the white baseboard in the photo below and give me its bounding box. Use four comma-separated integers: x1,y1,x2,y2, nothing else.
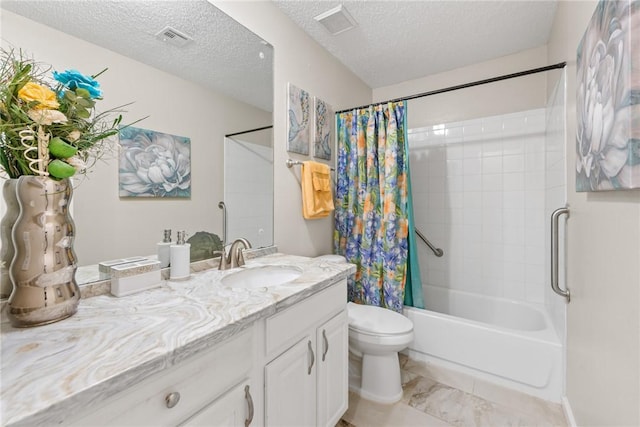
562,396,577,427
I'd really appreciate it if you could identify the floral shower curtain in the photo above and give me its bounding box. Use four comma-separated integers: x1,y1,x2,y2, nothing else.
334,102,424,312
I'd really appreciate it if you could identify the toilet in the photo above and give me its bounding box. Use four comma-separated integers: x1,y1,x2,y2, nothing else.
315,255,415,404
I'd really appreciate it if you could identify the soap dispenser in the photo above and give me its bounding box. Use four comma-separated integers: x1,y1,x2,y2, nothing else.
170,231,190,280
157,229,172,268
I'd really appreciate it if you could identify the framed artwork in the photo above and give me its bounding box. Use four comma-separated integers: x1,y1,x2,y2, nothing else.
287,83,310,155
576,0,639,191
313,96,333,160
118,126,191,198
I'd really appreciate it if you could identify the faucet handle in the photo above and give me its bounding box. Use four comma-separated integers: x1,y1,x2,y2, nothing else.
237,248,246,267
213,250,227,270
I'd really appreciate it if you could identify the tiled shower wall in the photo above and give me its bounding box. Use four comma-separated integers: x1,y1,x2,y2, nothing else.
224,138,273,249
409,108,548,305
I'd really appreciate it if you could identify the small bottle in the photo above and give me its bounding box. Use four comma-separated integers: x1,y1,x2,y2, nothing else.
157,229,172,268
170,231,191,280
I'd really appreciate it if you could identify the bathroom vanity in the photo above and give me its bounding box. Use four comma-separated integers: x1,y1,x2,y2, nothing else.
0,252,355,426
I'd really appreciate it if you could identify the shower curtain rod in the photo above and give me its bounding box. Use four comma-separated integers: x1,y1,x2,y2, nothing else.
225,125,273,138
335,61,567,114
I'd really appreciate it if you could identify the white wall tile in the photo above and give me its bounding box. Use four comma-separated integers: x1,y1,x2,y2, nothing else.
463,141,483,158
446,159,464,176
503,173,525,191
482,156,502,174
482,174,503,191
464,174,482,192
503,155,525,173
463,158,482,175
409,106,560,306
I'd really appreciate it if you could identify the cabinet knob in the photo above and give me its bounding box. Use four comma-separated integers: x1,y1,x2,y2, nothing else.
165,391,181,409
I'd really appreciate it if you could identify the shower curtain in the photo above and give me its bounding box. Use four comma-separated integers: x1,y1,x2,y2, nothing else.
334,101,424,312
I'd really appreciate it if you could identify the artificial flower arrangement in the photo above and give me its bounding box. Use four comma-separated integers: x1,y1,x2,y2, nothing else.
0,48,125,179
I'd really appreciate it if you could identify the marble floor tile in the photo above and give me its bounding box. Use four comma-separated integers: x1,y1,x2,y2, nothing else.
402,357,475,394
342,357,567,427
472,378,566,425
343,391,453,427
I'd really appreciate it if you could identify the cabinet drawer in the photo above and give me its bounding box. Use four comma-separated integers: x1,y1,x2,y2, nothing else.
265,279,346,360
68,327,253,426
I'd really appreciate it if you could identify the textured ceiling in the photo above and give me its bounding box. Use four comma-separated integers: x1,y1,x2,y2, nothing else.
273,0,558,88
1,0,274,112
2,1,558,104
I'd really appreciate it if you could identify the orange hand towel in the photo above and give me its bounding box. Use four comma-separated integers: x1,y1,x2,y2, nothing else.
301,161,334,219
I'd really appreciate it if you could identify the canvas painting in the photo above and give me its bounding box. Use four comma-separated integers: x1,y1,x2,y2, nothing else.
576,0,639,191
287,83,310,155
313,97,333,160
119,127,191,198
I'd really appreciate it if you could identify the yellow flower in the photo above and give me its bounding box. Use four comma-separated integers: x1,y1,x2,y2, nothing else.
27,108,67,125
18,82,59,110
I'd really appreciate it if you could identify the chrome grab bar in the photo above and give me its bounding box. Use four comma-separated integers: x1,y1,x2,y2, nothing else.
415,228,444,257
218,201,227,248
551,207,570,302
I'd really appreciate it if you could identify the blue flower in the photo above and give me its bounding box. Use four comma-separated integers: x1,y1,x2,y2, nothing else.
53,69,103,98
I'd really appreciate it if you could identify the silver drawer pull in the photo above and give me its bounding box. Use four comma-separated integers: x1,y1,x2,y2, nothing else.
322,329,329,362
244,385,254,427
165,391,181,409
307,340,315,375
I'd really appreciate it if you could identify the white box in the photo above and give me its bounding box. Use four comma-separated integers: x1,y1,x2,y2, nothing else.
110,259,162,297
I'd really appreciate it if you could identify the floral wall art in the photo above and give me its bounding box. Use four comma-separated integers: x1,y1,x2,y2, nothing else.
313,96,333,160
118,127,191,198
287,83,310,155
576,0,639,191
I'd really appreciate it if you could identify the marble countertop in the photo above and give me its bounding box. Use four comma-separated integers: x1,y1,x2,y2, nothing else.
0,253,355,426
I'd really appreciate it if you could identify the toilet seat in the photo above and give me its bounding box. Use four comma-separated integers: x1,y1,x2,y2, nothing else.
347,302,413,336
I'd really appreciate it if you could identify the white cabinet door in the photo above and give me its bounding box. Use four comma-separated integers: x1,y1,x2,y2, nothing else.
316,310,348,427
265,336,316,427
181,381,254,427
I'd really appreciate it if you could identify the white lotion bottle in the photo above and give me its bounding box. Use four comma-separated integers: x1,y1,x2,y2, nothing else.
170,230,190,280
157,229,172,268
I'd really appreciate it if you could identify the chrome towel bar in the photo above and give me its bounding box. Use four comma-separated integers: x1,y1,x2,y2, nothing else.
286,158,335,171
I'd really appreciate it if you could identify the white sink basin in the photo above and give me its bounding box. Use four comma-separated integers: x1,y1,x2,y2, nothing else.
221,265,303,289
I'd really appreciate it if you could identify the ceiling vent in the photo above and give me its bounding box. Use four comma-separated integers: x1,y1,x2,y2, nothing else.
314,5,357,36
155,26,193,47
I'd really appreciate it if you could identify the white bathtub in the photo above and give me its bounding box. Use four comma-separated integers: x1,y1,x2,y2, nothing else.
403,285,563,402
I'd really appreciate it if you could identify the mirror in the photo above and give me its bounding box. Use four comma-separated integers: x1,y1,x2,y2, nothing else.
0,1,274,289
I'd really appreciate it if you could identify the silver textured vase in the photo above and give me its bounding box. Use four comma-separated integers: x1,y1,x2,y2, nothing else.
8,176,80,327
1,179,19,298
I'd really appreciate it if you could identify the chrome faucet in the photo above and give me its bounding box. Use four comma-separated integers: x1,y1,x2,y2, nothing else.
214,238,252,270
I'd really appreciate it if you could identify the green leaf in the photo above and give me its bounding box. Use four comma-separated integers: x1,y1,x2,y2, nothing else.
64,90,77,101
76,108,91,119
75,88,90,99
76,98,92,108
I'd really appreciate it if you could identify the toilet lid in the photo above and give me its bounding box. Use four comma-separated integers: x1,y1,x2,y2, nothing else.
347,302,413,335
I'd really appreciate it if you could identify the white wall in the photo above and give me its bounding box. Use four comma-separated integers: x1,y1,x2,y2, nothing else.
547,1,640,425
1,10,271,265
212,1,372,257
374,46,549,128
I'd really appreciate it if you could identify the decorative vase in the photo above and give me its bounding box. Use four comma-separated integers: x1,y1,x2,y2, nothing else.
1,179,19,299
8,176,80,327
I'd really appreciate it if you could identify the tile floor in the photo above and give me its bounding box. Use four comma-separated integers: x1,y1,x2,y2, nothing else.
340,354,567,427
